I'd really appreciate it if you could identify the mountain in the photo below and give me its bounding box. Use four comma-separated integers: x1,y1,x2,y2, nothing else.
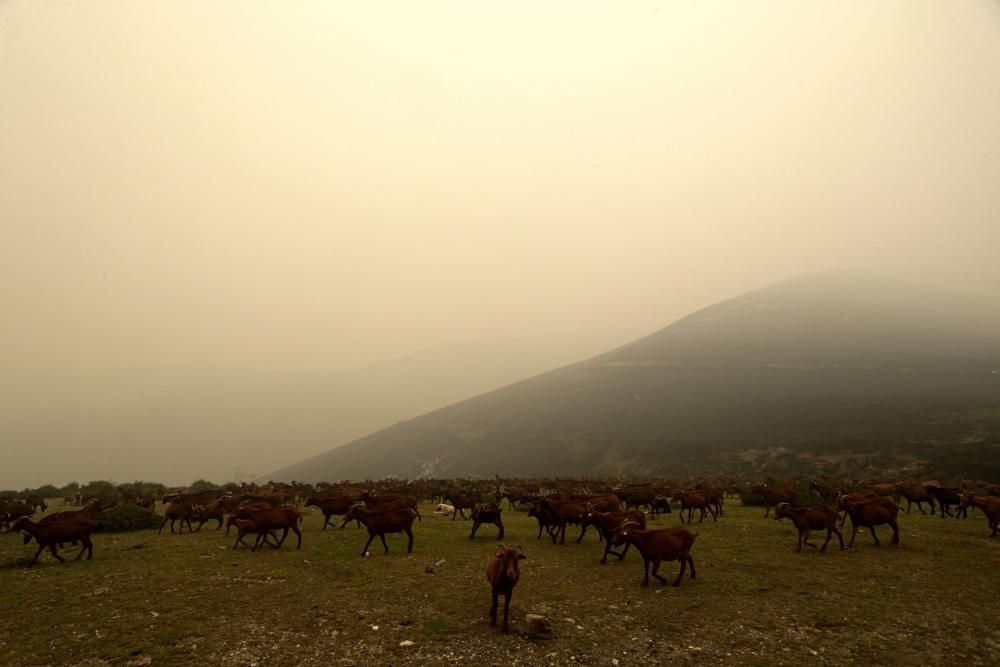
270,272,1000,482
0,336,613,489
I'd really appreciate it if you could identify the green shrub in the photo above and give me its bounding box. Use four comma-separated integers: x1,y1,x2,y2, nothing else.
189,479,221,492
82,480,122,502
95,504,162,533
28,484,60,499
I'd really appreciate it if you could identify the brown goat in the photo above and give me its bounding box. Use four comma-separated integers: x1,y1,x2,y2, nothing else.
752,484,798,518
244,506,303,550
363,492,422,520
305,494,361,529
486,544,526,634
226,516,279,550
774,502,844,553
158,500,196,534
619,487,659,517
584,494,623,514
26,495,48,512
526,501,560,541
469,504,505,540
538,497,588,545
24,500,102,545
580,509,646,564
894,482,936,515
13,517,96,567
1,501,35,532
838,495,900,547
926,486,967,519
835,490,878,527
672,490,718,524
192,501,227,531
344,504,417,556
445,492,478,520
611,523,697,588
960,493,1000,538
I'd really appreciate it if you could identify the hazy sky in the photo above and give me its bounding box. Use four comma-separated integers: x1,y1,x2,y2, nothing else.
2,2,1000,486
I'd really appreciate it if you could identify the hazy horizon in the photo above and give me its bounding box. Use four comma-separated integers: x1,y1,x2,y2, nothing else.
2,2,999,488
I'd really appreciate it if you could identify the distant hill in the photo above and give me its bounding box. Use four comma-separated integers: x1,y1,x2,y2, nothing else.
270,272,1000,482
0,336,611,488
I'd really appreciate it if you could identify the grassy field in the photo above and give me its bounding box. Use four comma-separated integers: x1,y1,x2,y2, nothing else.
1,500,998,666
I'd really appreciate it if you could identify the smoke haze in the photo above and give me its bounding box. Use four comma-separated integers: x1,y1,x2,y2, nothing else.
2,1,999,487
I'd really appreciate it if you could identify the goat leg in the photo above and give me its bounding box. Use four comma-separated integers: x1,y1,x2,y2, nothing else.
672,558,685,586
502,592,511,635
361,533,376,557
29,543,45,567
651,558,667,585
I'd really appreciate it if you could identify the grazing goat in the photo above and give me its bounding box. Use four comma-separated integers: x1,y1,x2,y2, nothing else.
469,504,505,540
774,502,844,553
837,495,900,547
344,504,417,556
611,523,697,588
486,544,525,634
13,517,96,567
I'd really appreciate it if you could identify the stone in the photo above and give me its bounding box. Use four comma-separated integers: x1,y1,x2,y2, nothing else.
525,614,553,639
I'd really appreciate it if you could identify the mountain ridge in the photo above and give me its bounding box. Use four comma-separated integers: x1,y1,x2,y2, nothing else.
268,272,1000,482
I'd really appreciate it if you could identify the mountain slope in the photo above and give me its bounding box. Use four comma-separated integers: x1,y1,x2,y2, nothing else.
270,272,1000,481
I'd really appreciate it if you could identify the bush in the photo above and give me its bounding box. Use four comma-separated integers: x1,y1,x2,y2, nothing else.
28,484,61,499
189,479,220,492
118,480,166,499
95,504,162,533
82,480,122,502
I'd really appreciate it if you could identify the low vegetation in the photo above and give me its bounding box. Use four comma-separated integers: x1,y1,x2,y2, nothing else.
94,504,162,534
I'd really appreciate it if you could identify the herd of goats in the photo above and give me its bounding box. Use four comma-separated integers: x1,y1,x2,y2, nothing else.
2,475,999,630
